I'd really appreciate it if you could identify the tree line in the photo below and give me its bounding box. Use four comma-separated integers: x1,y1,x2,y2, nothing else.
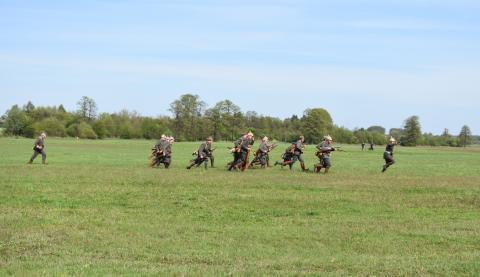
0,94,475,147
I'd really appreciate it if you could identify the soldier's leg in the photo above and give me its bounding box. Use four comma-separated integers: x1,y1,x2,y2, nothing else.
204,158,209,169
323,157,331,174
210,155,215,168
298,155,307,171
41,149,47,164
29,151,39,163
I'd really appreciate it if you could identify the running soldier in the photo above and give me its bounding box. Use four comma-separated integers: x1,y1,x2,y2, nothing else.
274,143,296,170
228,131,254,171
274,135,307,171
163,136,174,168
206,140,216,168
314,135,336,174
249,136,276,169
28,132,47,164
187,137,213,169
382,137,397,172
150,135,172,168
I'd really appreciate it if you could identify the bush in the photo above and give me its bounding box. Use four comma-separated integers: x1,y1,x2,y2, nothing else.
33,117,66,137
67,122,97,139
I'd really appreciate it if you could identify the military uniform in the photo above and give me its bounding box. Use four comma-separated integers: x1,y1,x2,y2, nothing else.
382,142,396,172
28,135,46,164
152,138,171,168
249,141,269,168
187,142,210,169
228,135,254,171
274,144,295,170
315,141,334,172
206,142,215,167
292,139,305,166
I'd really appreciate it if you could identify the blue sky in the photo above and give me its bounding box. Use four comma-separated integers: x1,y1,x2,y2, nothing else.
1,0,479,134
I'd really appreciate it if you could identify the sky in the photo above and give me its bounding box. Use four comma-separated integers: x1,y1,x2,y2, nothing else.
1,0,479,135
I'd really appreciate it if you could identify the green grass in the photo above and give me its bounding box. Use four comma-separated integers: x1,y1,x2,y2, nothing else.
1,138,479,275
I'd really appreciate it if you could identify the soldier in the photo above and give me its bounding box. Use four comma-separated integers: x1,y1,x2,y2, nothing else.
163,136,174,168
275,135,307,171
206,139,216,168
249,136,275,169
187,137,213,169
314,135,336,174
150,135,167,168
228,131,254,171
361,142,365,151
382,137,397,172
369,142,374,151
274,143,296,169
28,132,47,164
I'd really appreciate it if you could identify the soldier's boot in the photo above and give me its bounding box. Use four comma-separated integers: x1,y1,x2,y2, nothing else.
187,162,195,169
210,158,215,168
315,164,322,173
324,168,330,174
274,161,279,166
27,159,33,164
301,162,308,172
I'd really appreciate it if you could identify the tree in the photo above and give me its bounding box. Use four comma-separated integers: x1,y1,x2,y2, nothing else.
367,125,386,134
300,108,333,143
169,94,206,141
23,101,35,114
77,96,98,121
400,116,422,146
458,125,472,147
389,128,403,140
4,105,30,136
205,99,241,141
33,117,66,137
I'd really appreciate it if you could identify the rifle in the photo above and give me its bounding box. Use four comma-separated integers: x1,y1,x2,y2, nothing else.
268,143,278,152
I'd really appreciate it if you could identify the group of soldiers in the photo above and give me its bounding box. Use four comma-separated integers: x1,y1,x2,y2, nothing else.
149,135,175,168
28,131,399,173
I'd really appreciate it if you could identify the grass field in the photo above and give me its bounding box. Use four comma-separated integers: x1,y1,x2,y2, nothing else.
1,138,479,275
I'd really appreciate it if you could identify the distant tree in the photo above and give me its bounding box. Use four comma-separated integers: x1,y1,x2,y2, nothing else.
389,128,403,140
205,99,241,141
58,104,67,113
23,101,35,114
33,117,66,137
77,96,98,121
169,94,206,141
458,125,472,147
67,121,97,139
300,108,333,143
367,125,386,134
400,116,422,146
4,105,30,136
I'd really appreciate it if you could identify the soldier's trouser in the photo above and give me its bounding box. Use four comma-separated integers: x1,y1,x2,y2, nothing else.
209,155,214,167
321,157,331,168
258,154,267,167
383,152,395,167
234,151,247,167
30,150,46,163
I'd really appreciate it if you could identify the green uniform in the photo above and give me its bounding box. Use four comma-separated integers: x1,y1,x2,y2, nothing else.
29,136,46,164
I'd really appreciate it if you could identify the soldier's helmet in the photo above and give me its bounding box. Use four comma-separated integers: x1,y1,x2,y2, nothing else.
299,135,304,140
324,135,333,141
389,137,396,143
40,132,47,138
247,131,254,137
262,136,268,142
206,136,213,141
161,134,166,139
